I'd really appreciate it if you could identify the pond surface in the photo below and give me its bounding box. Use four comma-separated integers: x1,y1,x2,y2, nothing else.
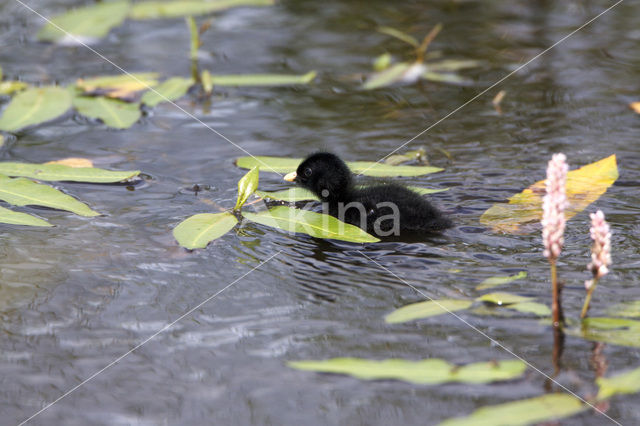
2,0,640,424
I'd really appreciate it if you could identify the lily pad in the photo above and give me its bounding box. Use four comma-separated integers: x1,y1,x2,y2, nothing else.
235,167,259,210
476,292,533,306
173,212,238,249
242,206,379,243
476,271,527,290
0,87,71,132
235,156,443,177
0,162,139,183
480,155,618,234
0,205,51,227
288,358,526,385
129,0,274,19
141,77,194,107
206,71,317,86
597,366,640,400
439,394,586,426
76,73,159,100
0,175,99,217
73,96,141,129
37,1,130,43
385,299,473,324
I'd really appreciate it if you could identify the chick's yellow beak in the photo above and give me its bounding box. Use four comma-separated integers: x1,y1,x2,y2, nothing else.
283,171,297,182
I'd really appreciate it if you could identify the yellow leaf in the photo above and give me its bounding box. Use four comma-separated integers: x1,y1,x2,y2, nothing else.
45,157,94,168
630,102,640,114
480,155,618,234
76,73,159,100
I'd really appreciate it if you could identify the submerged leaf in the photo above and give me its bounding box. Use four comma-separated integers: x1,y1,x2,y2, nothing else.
476,292,533,306
0,162,139,183
605,300,640,318
0,205,51,227
597,366,640,400
76,73,158,100
0,87,71,132
173,212,238,249
235,167,259,210
568,317,640,348
141,77,194,107
0,175,99,217
288,358,526,385
242,206,379,243
476,271,527,290
506,302,550,316
207,71,317,86
256,187,318,202
130,0,274,19
37,1,130,43
235,156,443,177
385,299,473,324
480,155,619,234
73,96,141,129
439,394,586,426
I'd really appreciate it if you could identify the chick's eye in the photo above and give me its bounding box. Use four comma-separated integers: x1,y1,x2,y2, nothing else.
303,167,312,177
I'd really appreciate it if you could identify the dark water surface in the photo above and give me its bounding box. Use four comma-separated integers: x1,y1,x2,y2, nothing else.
1,0,639,424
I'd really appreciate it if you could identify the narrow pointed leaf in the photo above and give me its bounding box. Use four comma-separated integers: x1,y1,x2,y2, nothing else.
476,292,533,306
476,271,527,290
480,155,618,234
130,0,274,19
376,27,419,47
173,212,238,249
73,96,141,129
597,366,640,400
0,162,139,183
235,167,259,210
288,358,525,385
385,299,472,324
0,175,99,217
439,394,586,426
0,206,51,227
362,62,411,90
0,87,71,132
207,71,316,86
141,77,194,107
37,1,130,43
426,59,482,72
242,206,379,243
422,71,469,85
409,186,449,195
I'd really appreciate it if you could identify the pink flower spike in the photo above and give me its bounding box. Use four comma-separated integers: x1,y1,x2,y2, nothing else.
588,210,612,279
542,153,568,260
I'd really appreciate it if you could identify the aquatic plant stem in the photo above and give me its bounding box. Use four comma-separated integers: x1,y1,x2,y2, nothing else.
550,259,562,329
581,277,599,319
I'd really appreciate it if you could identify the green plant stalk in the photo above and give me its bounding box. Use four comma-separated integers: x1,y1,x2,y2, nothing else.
580,277,599,319
186,16,200,82
550,259,561,329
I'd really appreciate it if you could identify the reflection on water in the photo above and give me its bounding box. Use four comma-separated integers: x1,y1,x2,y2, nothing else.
1,0,639,424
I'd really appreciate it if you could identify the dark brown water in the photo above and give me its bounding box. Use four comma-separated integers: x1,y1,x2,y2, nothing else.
1,0,639,425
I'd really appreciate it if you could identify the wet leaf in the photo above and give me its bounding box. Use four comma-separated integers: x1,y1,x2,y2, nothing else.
408,186,449,195
476,271,527,290
173,212,238,249
377,27,419,47
439,394,586,426
242,206,379,243
373,53,392,71
235,156,443,177
426,59,482,72
235,167,259,210
480,155,619,234
256,187,318,202
385,299,473,324
130,0,274,19
37,1,130,43
0,87,71,132
207,71,316,86
362,62,411,90
605,300,640,318
0,205,51,227
141,77,194,107
288,358,526,385
422,71,469,85
45,158,94,168
507,302,550,316
73,96,141,129
76,73,159,100
597,366,640,400
0,175,99,217
568,317,640,348
0,81,29,96
476,292,533,306
0,162,139,183
384,149,427,166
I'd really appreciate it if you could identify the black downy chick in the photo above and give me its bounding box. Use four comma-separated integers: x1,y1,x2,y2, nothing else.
284,152,452,237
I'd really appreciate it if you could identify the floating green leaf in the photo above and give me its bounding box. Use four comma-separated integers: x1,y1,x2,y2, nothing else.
37,1,130,43
235,156,443,177
206,71,316,86
141,77,194,107
0,175,99,217
0,162,139,183
377,27,419,47
385,299,472,324
422,71,469,85
507,302,550,317
0,81,28,96
606,300,640,318
242,206,379,243
0,205,51,227
173,212,238,249
476,271,527,290
409,186,449,195
476,292,533,306
439,394,586,426
362,62,411,90
0,87,71,132
426,59,482,72
384,149,427,166
288,358,526,385
256,187,319,202
568,317,640,348
235,167,259,210
130,0,274,19
77,73,158,100
597,366,640,400
73,96,141,129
